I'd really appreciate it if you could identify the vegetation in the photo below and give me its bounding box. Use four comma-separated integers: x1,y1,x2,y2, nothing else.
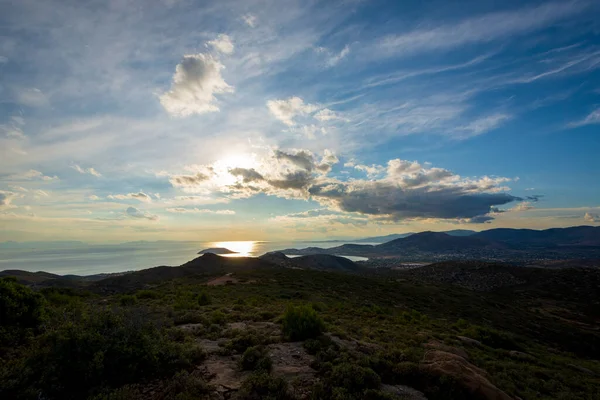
0,262,599,399
282,304,325,341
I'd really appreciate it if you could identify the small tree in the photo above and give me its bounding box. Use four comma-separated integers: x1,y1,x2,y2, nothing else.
282,304,325,341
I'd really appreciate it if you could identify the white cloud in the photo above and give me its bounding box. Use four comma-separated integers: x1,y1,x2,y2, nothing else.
71,164,102,177
511,202,534,212
242,14,257,28
326,45,350,66
569,108,600,128
160,53,233,116
10,170,58,181
88,195,100,200
378,1,587,57
34,189,50,197
267,97,319,126
584,212,600,223
15,88,48,107
0,191,16,209
126,206,158,221
207,34,234,55
108,192,152,203
166,207,235,214
453,114,510,138
313,108,345,122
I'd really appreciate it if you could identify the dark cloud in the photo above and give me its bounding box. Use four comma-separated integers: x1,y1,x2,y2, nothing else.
274,149,315,171
169,172,210,187
267,170,313,190
229,168,264,183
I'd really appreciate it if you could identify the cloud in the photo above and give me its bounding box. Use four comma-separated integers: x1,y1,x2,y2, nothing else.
165,149,518,223
166,207,235,214
378,1,587,57
169,171,212,189
108,192,152,202
15,88,48,107
71,164,102,177
326,45,350,66
584,212,600,223
207,34,234,55
88,195,100,200
0,56,7,64
569,108,600,128
34,189,50,197
313,108,345,122
454,114,510,138
160,53,233,116
511,202,534,212
228,168,264,183
242,13,257,27
10,170,58,181
0,191,16,209
126,207,158,221
267,97,319,126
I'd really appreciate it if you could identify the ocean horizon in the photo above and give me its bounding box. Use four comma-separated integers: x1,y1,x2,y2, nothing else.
0,240,369,276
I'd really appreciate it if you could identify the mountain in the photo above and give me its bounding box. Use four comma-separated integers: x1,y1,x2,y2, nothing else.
378,231,504,252
353,230,475,243
197,247,238,255
473,226,600,247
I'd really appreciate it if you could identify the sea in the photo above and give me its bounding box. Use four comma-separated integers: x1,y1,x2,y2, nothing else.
0,240,369,276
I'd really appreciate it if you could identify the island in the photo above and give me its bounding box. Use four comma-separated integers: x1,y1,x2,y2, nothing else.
197,247,238,255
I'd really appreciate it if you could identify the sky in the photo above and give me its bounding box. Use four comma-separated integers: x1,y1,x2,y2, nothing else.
0,0,599,242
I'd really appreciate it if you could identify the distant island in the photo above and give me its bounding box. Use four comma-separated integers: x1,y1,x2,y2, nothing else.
197,247,238,255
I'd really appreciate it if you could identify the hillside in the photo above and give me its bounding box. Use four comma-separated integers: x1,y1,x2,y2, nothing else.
2,257,599,400
259,252,362,272
378,231,504,252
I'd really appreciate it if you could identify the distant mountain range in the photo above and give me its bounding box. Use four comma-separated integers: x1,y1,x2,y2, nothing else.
352,229,476,243
278,226,600,260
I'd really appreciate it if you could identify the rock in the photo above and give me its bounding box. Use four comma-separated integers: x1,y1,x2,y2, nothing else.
425,340,470,360
200,355,249,392
567,364,599,376
457,336,483,347
381,384,428,400
421,350,513,400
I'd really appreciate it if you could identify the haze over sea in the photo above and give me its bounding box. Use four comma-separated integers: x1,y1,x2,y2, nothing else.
0,241,368,276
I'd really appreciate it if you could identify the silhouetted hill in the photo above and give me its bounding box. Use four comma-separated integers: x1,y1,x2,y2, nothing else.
197,247,238,255
260,252,361,272
378,231,504,252
352,229,475,243
473,226,600,247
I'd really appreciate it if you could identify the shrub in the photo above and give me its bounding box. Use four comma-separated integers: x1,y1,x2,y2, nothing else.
119,295,138,306
0,277,46,347
197,292,211,306
136,290,161,300
162,370,211,400
236,372,291,400
21,309,200,400
282,304,325,341
330,363,381,393
226,330,263,354
240,346,272,372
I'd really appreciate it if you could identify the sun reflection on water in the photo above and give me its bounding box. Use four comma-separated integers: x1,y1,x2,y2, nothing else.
210,241,257,257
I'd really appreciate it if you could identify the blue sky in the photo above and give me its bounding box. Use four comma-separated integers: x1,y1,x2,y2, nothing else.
0,0,599,242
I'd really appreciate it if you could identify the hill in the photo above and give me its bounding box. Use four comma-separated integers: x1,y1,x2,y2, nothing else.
2,256,599,400
473,226,600,247
378,231,504,252
259,252,361,272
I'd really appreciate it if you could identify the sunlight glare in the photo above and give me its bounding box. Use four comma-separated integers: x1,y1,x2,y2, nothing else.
211,241,256,257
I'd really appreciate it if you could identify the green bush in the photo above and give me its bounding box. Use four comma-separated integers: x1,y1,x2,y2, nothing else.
197,292,211,306
282,304,325,341
330,363,381,393
0,277,46,347
136,290,161,300
19,309,202,400
236,372,291,400
240,346,272,371
119,295,137,306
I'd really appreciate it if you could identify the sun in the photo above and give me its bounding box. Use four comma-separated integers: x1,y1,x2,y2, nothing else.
216,153,257,170
212,153,259,186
